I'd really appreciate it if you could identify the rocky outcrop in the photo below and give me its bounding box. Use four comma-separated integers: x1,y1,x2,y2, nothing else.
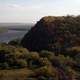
21,16,80,52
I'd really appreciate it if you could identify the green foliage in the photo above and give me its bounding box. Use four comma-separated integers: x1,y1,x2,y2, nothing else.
67,47,80,52
16,59,27,68
40,50,54,58
27,52,40,60
0,62,9,69
8,39,21,46
0,41,80,79
21,16,80,55
39,57,51,66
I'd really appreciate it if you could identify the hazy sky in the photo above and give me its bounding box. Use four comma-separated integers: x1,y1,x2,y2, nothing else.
0,0,80,23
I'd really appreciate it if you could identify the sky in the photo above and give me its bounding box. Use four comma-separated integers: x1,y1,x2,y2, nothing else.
0,0,80,23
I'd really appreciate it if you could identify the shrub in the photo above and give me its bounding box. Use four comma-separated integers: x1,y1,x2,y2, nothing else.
16,59,27,68
0,62,9,69
39,57,51,66
8,39,21,46
27,52,40,60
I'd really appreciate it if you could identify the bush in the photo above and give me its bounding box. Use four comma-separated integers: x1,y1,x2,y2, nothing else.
0,42,79,79
0,62,9,69
8,39,21,46
16,59,27,68
27,52,40,60
39,57,51,66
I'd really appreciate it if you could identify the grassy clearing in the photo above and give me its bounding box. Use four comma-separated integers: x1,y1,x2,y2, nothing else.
0,68,32,80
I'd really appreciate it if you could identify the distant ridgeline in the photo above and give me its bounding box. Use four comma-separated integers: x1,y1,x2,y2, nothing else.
21,16,80,53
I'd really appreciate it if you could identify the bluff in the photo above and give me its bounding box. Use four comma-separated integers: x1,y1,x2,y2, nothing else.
21,16,80,52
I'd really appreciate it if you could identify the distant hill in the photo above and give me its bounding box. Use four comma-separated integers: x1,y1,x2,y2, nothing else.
21,16,80,52
0,23,34,32
0,23,34,27
0,23,33,26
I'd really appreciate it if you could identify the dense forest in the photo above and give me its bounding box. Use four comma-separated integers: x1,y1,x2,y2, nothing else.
21,16,80,52
0,16,80,80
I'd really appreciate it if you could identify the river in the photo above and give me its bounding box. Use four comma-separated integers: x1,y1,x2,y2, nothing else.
0,30,27,43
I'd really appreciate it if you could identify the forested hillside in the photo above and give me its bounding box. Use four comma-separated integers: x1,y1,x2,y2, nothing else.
0,16,80,80
21,16,80,53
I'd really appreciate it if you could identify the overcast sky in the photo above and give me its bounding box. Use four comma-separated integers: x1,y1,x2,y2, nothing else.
0,0,80,23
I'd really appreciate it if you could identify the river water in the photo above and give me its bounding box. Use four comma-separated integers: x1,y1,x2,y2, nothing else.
0,30,27,43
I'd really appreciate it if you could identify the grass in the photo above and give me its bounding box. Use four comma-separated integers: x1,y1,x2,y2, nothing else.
0,68,33,80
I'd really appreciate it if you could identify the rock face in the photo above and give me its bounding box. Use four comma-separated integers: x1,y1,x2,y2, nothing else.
21,16,80,52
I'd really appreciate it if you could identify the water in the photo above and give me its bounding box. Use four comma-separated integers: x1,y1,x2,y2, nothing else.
0,30,27,43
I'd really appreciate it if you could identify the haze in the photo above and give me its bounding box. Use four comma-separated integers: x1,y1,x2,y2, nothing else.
0,0,80,23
